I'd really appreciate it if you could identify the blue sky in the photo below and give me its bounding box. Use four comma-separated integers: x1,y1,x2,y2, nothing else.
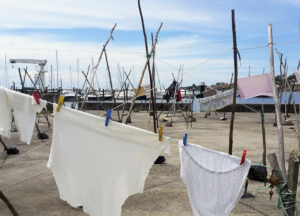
0,0,299,90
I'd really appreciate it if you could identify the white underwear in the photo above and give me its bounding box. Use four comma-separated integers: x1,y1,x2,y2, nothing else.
179,141,250,216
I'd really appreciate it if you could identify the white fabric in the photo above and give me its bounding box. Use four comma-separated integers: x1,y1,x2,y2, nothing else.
144,84,151,99
194,89,234,112
48,105,170,216
0,87,11,138
295,70,300,83
179,141,251,216
0,86,47,144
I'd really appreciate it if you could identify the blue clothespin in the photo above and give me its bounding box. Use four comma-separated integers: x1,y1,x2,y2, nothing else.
105,110,112,126
183,133,188,146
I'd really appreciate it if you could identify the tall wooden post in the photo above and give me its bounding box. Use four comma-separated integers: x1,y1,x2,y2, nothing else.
261,104,267,185
268,24,287,181
286,152,300,215
229,9,238,155
138,0,156,133
104,47,121,121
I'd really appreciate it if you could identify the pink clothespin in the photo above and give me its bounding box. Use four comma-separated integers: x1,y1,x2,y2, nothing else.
240,150,247,165
33,90,40,105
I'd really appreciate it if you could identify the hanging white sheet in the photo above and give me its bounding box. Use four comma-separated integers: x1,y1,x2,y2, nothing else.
48,105,170,216
193,89,234,112
0,86,47,144
179,141,250,216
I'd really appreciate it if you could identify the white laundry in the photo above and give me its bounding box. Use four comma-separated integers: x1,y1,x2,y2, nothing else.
295,70,300,83
0,86,11,138
47,105,170,216
179,141,250,216
194,89,234,112
0,86,47,144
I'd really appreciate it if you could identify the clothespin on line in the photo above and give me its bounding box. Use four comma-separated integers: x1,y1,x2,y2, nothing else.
56,96,65,112
32,90,40,105
158,126,163,141
240,149,247,165
183,133,188,146
105,110,112,126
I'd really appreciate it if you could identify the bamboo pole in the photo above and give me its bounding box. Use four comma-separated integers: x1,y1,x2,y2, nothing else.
80,23,117,111
125,23,163,123
268,24,287,181
104,47,120,121
229,10,238,155
138,0,157,133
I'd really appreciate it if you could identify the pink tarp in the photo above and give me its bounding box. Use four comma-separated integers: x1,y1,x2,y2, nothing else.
237,73,273,99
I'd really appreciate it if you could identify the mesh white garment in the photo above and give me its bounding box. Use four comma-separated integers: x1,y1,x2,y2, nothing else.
194,89,233,112
179,141,251,216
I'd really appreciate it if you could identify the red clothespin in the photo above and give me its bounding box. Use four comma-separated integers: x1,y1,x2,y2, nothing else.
240,150,247,165
32,90,40,105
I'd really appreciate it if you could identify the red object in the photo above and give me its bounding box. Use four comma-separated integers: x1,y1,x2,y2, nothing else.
177,87,182,102
32,90,40,105
240,150,247,165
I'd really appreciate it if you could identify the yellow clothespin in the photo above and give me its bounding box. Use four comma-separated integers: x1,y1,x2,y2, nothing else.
56,95,65,112
158,126,163,141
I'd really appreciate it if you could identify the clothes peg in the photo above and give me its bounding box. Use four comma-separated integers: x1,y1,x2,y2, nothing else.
105,110,112,126
158,126,163,141
183,133,188,146
32,90,40,104
56,95,65,112
240,149,247,165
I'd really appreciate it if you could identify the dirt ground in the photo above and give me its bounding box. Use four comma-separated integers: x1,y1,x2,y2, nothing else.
0,110,299,216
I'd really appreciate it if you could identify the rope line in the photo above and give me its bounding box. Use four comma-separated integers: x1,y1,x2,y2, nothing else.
0,139,52,168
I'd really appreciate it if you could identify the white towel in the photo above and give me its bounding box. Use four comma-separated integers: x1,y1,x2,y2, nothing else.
48,105,170,216
0,86,47,144
179,141,250,216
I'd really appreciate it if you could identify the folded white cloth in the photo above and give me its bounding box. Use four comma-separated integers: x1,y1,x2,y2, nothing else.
179,141,250,216
48,105,170,216
0,86,47,144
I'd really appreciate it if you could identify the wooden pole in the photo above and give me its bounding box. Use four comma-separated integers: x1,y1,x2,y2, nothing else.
286,151,300,215
261,104,268,185
104,47,121,121
125,23,163,123
151,33,159,129
138,0,157,133
229,9,238,155
0,190,19,216
268,23,287,181
80,23,117,110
